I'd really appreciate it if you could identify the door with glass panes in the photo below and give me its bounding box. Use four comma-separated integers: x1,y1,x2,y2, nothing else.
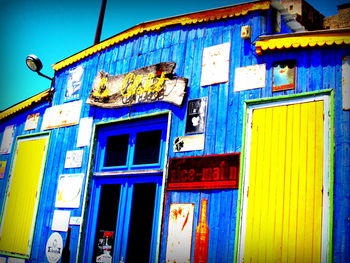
84,116,168,263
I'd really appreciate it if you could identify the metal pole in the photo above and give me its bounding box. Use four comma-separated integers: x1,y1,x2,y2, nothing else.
94,0,107,45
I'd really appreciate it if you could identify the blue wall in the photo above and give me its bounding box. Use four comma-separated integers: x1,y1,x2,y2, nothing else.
0,5,349,262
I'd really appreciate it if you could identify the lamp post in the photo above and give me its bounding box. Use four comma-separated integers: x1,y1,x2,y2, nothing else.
26,54,53,81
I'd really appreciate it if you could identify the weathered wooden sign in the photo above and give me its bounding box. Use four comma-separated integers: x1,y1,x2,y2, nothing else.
167,153,240,190
87,62,188,108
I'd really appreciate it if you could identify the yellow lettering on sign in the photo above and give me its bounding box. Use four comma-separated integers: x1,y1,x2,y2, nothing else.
120,72,168,97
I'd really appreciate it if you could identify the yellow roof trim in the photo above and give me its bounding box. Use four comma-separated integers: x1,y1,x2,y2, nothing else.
256,32,350,55
53,1,270,71
0,88,53,120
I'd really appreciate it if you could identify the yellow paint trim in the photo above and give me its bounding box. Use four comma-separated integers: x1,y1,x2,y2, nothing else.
256,32,350,55
52,1,270,71
0,88,53,120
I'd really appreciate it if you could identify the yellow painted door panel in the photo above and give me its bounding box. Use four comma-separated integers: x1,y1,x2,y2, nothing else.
0,137,48,256
243,101,324,263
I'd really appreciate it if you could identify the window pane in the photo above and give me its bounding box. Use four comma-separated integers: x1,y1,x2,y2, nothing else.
133,130,161,165
94,184,121,260
104,134,129,167
126,183,156,262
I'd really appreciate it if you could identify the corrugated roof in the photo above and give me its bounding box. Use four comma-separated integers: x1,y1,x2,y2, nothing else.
52,0,270,71
0,88,53,120
255,28,350,54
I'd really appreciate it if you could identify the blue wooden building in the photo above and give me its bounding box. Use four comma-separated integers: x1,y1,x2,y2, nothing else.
0,0,349,262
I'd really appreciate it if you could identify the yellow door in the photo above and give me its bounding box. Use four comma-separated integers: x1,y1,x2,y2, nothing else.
239,100,328,262
0,136,48,256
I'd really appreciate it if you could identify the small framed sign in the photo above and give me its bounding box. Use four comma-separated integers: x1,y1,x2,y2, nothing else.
167,153,240,190
272,60,296,92
65,65,84,101
185,98,207,134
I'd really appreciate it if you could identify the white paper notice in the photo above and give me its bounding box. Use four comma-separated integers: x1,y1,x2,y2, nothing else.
0,125,15,154
234,63,266,92
166,203,195,263
64,150,84,168
201,43,231,86
51,210,71,232
76,117,93,147
55,173,84,208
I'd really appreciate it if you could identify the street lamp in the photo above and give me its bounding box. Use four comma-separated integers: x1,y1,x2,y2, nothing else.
26,54,53,81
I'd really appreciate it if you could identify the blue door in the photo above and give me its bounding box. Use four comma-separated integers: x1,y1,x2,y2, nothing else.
83,116,168,263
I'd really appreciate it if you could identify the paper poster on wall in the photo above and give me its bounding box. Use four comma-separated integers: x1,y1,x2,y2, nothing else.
55,173,84,208
41,100,82,130
0,161,6,178
65,65,84,101
185,98,207,134
24,113,40,131
272,60,296,92
64,150,84,168
174,134,205,152
234,63,266,92
51,210,71,232
76,117,93,147
342,56,350,110
0,125,15,154
201,43,231,86
166,203,195,263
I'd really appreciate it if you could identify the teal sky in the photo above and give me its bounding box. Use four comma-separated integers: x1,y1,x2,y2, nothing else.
0,0,348,111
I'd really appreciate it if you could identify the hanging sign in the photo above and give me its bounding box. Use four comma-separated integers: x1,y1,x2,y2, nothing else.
167,153,240,190
86,62,187,108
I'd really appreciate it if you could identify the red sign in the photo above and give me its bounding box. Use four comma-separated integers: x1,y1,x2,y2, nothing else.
167,153,240,190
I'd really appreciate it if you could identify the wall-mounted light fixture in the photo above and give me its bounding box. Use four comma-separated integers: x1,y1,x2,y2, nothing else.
26,54,53,81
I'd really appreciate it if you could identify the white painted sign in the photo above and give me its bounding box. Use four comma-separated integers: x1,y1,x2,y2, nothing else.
41,100,82,130
76,117,93,147
51,210,71,232
173,134,205,152
201,42,231,86
64,149,84,168
24,113,40,131
46,232,63,263
342,56,350,110
55,173,84,208
234,63,266,91
0,125,15,154
166,203,195,263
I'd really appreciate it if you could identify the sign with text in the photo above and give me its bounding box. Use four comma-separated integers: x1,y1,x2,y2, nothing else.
167,153,240,190
87,62,187,108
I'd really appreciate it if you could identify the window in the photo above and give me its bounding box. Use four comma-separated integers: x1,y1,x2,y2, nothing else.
96,116,168,172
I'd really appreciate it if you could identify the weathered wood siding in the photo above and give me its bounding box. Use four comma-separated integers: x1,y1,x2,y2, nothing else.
0,5,349,262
